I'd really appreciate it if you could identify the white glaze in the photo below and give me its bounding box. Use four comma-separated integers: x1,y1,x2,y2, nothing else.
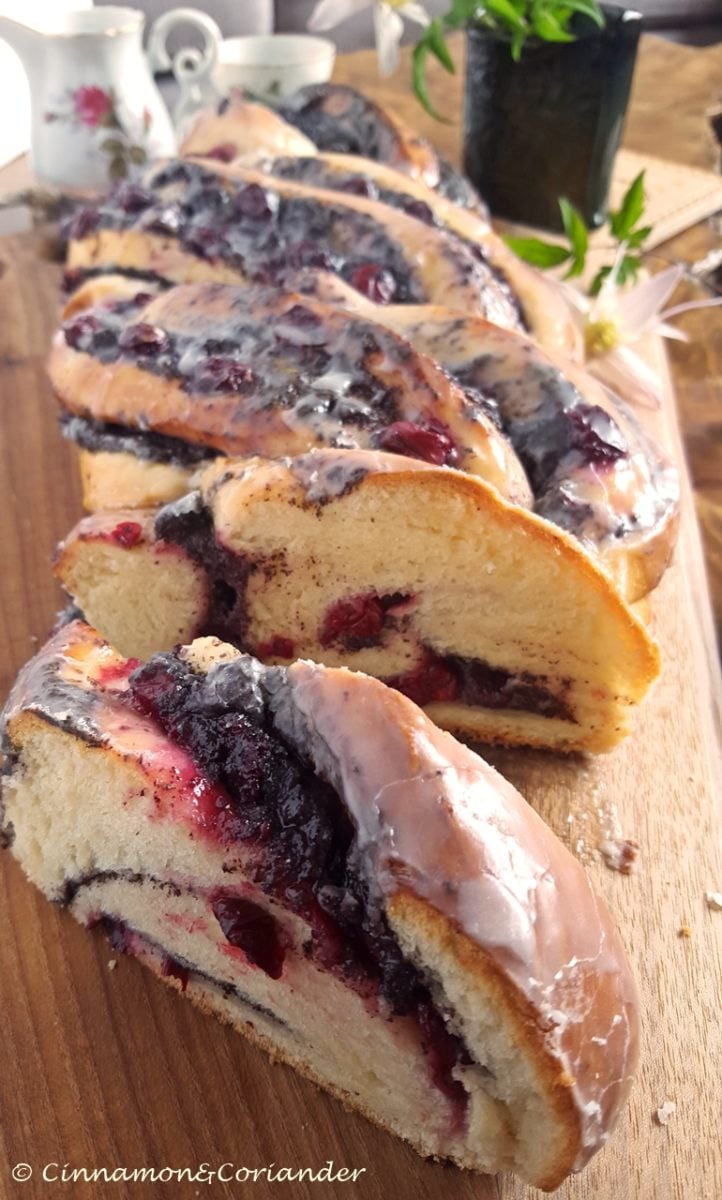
274,660,640,1168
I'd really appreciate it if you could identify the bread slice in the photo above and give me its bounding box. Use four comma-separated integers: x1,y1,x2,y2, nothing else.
64,158,521,324
1,620,639,1190
49,280,531,509
54,449,660,752
293,275,680,602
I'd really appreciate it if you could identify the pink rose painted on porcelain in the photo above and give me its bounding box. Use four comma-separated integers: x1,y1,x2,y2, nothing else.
73,85,113,128
46,85,152,181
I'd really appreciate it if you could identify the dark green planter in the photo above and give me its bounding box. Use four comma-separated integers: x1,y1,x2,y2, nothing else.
463,5,642,231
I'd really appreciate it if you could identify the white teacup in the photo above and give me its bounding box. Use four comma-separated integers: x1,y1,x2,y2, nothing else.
213,34,336,102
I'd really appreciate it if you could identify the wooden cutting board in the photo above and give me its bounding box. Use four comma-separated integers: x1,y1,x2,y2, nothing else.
1,132,722,1200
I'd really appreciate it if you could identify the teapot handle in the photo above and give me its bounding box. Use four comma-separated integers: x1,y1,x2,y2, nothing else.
147,7,222,132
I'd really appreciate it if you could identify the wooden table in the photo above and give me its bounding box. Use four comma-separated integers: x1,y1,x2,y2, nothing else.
0,32,721,1200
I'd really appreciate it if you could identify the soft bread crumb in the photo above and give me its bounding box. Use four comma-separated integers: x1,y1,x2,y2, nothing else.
108,959,117,970
599,838,639,874
655,1101,676,1126
705,891,722,911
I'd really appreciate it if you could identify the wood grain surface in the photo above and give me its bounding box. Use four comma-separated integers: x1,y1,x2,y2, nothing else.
1,36,722,1200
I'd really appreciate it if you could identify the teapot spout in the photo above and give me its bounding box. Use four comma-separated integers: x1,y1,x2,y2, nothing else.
0,17,44,86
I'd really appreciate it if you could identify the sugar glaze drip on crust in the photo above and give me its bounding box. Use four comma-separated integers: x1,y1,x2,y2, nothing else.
269,659,640,1169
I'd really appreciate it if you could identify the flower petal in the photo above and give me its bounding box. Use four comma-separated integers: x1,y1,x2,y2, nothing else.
656,322,689,343
374,3,404,75
587,344,663,410
615,264,685,340
400,2,431,26
547,276,591,317
307,0,369,31
661,293,722,321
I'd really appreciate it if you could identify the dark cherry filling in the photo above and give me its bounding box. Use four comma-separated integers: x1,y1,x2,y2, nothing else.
110,520,144,548
161,953,190,991
205,142,237,162
320,593,384,648
96,658,142,687
418,1001,469,1114
118,322,170,357
212,894,285,979
347,264,396,304
154,494,254,645
121,649,469,1118
319,591,411,650
190,356,256,395
567,404,627,467
114,183,154,215
387,648,572,721
256,635,296,660
375,419,459,467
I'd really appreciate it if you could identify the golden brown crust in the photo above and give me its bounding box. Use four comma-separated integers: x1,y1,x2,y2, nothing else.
389,892,580,1190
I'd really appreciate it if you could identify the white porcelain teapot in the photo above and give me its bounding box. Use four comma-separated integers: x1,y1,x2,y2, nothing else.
0,5,221,191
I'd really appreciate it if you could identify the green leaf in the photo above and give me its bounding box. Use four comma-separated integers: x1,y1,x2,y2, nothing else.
624,223,652,250
128,145,147,165
589,265,610,296
510,28,526,59
559,196,588,276
610,170,646,239
443,0,481,30
618,253,643,284
554,0,605,25
411,38,452,123
589,253,643,296
100,137,125,154
425,17,456,72
484,0,527,32
530,8,575,41
504,235,572,268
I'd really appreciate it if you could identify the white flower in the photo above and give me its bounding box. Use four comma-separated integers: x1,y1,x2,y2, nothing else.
308,0,429,76
561,255,722,409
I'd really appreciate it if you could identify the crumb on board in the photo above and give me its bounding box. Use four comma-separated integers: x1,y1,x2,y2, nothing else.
107,959,117,971
705,891,722,911
599,837,640,874
678,924,692,938
655,1101,676,1126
